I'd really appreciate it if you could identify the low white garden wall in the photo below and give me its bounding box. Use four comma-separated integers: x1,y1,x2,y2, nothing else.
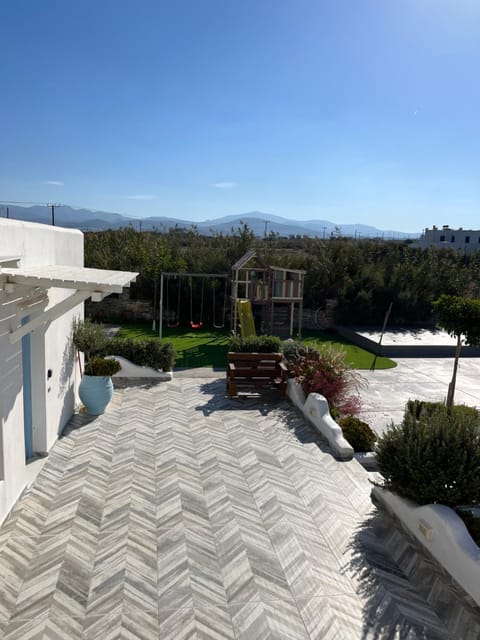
373,485,480,607
108,355,173,381
286,379,354,460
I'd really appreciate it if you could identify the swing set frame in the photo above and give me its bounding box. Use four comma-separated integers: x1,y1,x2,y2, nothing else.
158,272,229,340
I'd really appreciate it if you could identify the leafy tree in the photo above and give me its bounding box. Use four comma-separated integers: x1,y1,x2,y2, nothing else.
433,294,480,407
83,227,480,328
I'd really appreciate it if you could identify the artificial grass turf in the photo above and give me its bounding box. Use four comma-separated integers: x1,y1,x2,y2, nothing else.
117,323,231,369
116,322,396,370
300,329,397,370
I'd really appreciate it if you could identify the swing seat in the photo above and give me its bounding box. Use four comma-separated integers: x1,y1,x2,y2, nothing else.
213,323,224,329
190,321,203,329
167,321,180,328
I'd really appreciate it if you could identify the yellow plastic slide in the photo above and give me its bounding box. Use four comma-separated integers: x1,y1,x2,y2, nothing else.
236,299,256,337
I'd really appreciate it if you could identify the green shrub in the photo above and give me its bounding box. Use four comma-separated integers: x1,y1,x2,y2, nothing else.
329,406,341,421
404,400,479,425
72,318,108,361
85,357,121,376
376,403,480,506
228,334,281,353
287,343,364,416
404,399,446,421
339,415,376,452
106,337,176,371
281,340,311,363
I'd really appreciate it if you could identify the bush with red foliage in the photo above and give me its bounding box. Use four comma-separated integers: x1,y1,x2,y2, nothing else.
287,344,365,416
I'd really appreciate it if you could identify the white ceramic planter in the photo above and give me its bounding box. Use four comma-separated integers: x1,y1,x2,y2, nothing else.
79,375,114,415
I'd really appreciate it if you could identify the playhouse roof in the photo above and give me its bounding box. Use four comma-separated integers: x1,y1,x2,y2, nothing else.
232,249,305,274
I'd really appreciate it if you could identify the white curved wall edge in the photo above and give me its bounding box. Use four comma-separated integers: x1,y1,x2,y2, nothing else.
372,486,480,607
106,355,173,380
353,451,377,468
286,377,306,407
286,379,354,460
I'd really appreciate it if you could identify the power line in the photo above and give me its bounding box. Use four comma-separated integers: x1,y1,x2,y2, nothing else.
0,200,58,206
0,200,62,225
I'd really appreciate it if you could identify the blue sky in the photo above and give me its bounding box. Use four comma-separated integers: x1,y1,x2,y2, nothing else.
1,0,479,232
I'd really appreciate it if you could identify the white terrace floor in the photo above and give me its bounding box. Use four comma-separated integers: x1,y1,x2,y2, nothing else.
1,372,480,639
359,355,480,435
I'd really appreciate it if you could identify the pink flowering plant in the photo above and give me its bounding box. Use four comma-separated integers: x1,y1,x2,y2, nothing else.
286,343,365,416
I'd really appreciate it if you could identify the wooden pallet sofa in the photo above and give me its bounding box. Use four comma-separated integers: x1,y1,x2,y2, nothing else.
226,352,288,398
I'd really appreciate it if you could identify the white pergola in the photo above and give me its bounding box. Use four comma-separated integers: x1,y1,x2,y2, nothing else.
0,264,138,343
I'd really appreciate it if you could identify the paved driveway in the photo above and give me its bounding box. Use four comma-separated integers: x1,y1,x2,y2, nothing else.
359,356,480,435
0,377,479,639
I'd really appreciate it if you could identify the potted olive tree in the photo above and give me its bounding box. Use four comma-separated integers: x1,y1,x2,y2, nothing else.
72,318,121,415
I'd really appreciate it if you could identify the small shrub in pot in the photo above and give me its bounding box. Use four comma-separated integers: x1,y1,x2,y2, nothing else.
84,356,121,377
228,335,281,353
72,318,108,361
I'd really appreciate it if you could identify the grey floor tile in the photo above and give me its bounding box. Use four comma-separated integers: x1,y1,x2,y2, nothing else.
0,378,477,639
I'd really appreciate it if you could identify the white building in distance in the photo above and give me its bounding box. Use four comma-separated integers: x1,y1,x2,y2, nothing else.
413,225,480,253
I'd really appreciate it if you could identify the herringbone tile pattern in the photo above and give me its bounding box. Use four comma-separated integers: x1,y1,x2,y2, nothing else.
0,377,479,639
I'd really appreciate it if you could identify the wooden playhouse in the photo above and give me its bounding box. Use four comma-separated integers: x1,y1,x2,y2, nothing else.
231,249,306,338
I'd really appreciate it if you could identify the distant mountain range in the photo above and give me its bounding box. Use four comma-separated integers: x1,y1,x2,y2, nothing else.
0,204,419,239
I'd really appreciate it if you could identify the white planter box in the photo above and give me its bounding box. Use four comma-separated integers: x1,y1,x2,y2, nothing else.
373,485,480,607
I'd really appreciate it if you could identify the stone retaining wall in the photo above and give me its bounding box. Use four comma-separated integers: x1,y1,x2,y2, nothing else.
86,292,155,322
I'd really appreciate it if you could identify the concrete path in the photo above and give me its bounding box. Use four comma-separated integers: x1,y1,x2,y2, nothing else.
0,377,479,638
359,356,480,435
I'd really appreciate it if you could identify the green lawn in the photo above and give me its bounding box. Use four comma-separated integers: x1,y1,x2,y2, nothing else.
116,322,396,370
300,329,397,370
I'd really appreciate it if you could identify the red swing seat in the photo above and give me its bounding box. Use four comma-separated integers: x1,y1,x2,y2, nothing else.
190,321,203,329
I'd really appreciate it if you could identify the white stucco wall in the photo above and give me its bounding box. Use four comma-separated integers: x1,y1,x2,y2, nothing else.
0,219,84,523
413,227,480,253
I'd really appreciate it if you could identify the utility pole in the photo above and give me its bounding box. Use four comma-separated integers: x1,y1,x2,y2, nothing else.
263,220,270,257
48,203,60,226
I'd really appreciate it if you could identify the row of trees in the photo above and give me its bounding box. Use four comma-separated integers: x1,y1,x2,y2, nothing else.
84,224,480,326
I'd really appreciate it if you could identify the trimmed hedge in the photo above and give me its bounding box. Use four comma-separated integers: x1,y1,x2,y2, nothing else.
376,403,480,506
72,319,176,371
106,337,176,371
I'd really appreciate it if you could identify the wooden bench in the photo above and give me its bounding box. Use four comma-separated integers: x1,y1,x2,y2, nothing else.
226,352,288,398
